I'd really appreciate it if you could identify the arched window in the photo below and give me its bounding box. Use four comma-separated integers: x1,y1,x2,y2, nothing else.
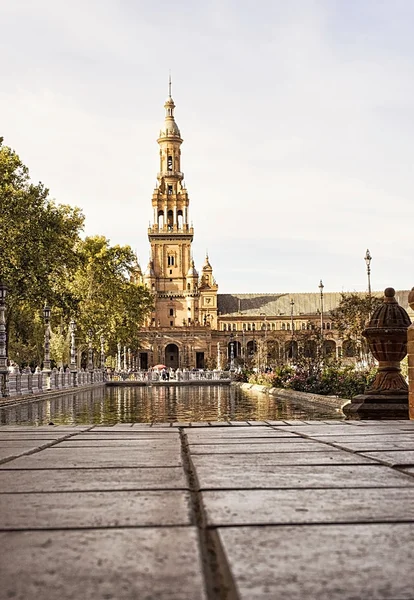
158,211,164,228
302,323,305,330
282,323,286,330
167,155,173,170
177,211,183,229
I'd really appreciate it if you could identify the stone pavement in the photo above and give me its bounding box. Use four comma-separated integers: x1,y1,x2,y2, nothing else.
1,420,414,599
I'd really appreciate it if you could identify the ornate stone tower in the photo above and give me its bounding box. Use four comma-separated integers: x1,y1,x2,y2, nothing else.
145,82,203,328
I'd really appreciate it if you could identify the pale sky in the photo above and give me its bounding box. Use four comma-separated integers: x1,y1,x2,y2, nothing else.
1,0,413,294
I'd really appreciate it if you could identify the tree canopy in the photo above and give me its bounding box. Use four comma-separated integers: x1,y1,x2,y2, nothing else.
0,138,153,367
330,292,382,361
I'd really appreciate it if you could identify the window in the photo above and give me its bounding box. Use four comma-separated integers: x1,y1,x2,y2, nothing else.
170,321,173,326
282,323,286,330
168,255,175,266
168,185,173,195
170,269,172,275
167,155,173,170
169,309,174,316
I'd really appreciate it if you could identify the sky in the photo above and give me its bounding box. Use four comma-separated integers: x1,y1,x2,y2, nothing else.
1,0,414,294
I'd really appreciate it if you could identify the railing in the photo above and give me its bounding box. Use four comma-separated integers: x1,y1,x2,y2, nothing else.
107,369,231,383
157,171,184,179
2,367,105,398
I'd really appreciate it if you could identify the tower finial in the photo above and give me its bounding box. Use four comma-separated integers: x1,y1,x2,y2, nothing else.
168,72,172,98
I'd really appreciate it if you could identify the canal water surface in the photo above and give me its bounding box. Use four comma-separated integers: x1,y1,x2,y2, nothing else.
0,385,343,426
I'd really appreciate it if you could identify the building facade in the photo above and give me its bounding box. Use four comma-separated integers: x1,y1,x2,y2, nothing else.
134,89,413,370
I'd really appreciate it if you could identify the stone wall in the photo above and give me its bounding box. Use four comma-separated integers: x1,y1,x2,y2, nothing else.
236,382,346,411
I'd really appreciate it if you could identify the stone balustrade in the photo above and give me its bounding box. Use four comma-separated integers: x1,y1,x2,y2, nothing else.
1,368,105,398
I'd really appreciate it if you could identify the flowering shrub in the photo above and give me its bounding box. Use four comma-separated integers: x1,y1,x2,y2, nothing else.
248,362,376,399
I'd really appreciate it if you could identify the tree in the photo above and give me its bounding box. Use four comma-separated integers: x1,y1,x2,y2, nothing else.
330,293,382,364
66,236,153,359
0,138,84,363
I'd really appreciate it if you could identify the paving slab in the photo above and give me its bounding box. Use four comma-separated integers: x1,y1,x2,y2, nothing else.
218,523,414,600
359,450,414,466
57,439,181,447
194,464,414,489
186,429,301,439
188,442,343,454
65,433,179,440
191,452,374,469
0,446,47,462
0,527,206,600
0,447,182,469
0,490,192,529
202,488,414,525
311,434,414,442
0,467,188,492
0,440,57,448
0,434,66,441
327,440,414,452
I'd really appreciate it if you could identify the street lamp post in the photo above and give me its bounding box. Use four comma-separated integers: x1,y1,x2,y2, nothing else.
0,282,9,397
365,249,372,297
69,319,77,386
87,329,93,372
229,332,235,372
252,322,256,366
100,335,105,369
117,342,121,372
43,303,52,389
319,280,324,358
319,280,324,333
290,299,295,361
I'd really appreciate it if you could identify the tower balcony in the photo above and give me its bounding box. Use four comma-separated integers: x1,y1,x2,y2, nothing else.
148,224,194,236
157,170,184,179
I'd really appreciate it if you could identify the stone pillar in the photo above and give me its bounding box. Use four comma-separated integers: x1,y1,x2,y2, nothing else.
343,288,411,419
408,288,414,419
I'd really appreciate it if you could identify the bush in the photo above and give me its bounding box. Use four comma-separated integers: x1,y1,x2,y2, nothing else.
248,362,376,399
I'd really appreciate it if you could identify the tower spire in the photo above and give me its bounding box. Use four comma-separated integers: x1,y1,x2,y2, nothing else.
168,72,172,98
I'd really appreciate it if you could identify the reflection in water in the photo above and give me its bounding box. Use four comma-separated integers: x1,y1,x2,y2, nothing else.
0,385,342,426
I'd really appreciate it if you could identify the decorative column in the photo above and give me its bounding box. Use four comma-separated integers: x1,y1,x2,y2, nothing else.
0,282,9,397
217,341,221,370
408,288,414,420
343,288,411,419
69,319,78,387
43,303,52,390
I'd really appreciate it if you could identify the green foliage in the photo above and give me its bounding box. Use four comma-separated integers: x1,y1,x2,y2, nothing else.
1,139,153,367
248,361,376,399
330,293,382,362
67,236,153,356
0,138,84,309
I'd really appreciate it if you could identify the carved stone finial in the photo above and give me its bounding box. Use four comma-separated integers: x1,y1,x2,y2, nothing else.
343,287,411,419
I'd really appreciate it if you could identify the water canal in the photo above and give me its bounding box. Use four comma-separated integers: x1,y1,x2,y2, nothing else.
0,385,343,426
